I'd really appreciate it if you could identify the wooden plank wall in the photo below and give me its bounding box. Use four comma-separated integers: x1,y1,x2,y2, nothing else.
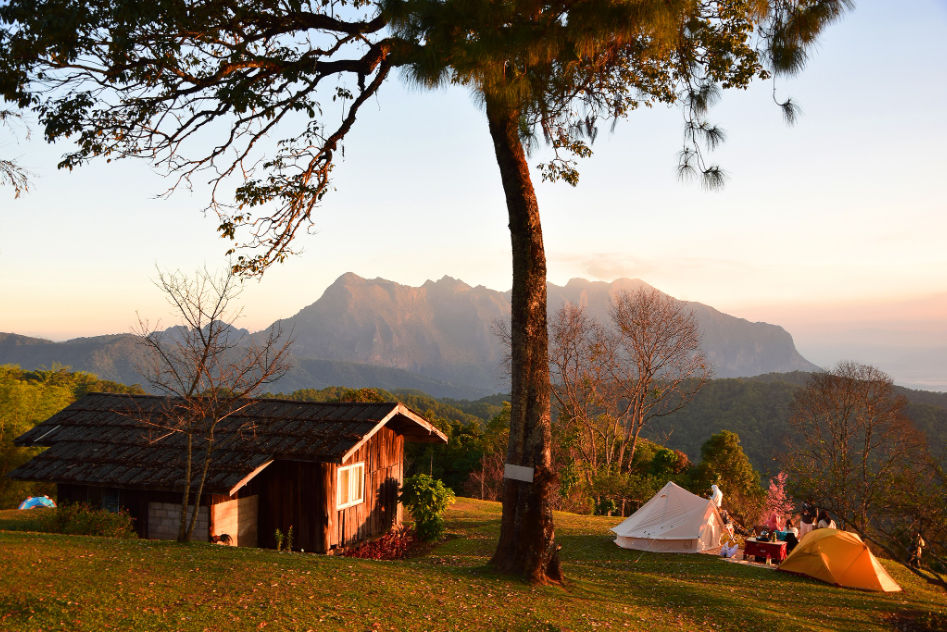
55,425,406,551
331,427,404,550
250,460,327,552
249,427,405,552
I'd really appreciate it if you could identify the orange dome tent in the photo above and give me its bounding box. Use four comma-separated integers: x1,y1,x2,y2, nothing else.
778,528,901,592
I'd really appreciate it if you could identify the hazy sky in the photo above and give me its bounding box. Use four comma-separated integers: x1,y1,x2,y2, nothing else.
2,1,946,386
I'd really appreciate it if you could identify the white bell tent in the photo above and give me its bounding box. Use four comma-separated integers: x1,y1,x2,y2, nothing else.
611,481,726,554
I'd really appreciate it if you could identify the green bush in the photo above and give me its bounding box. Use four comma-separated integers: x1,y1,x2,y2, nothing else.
688,430,767,526
36,503,137,539
399,474,455,541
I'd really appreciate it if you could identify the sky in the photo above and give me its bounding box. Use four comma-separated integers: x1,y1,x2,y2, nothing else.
2,0,946,390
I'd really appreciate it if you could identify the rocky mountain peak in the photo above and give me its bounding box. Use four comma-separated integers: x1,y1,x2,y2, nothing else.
277,273,818,393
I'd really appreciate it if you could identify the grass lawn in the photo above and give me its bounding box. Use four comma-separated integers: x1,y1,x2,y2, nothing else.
1,499,945,631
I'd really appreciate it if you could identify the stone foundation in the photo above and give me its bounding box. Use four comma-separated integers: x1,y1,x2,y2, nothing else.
147,502,209,541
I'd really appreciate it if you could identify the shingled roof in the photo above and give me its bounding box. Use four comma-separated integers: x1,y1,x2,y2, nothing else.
9,393,447,495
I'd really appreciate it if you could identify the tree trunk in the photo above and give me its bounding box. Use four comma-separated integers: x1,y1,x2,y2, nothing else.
186,437,214,541
178,433,193,542
485,98,562,584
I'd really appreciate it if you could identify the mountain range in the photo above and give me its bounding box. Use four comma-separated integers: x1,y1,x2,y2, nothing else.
0,273,820,398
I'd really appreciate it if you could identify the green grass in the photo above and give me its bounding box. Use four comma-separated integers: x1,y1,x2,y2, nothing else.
1,499,945,631
0,507,48,532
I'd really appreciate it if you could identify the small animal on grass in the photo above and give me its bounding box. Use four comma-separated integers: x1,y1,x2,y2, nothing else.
210,533,233,545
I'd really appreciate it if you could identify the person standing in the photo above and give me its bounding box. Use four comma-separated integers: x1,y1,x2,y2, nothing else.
910,533,926,569
817,510,836,530
799,502,816,538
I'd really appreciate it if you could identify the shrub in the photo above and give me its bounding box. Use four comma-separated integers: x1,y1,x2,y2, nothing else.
345,527,416,560
690,430,767,527
399,474,455,541
274,526,295,552
36,503,137,539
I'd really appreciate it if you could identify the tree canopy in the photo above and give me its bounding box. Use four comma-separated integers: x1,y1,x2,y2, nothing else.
691,429,766,525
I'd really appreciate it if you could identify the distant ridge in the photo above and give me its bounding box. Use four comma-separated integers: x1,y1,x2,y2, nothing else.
0,332,147,386
0,332,483,399
0,273,819,397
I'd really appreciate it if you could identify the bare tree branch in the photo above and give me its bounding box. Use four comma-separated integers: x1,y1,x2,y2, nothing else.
781,362,947,591
610,287,713,466
131,265,293,541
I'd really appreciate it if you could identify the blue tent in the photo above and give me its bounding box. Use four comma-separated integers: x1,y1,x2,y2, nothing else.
17,496,56,510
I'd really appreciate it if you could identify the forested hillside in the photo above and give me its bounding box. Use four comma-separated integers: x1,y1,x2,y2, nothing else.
0,333,484,400
3,369,944,512
645,372,947,475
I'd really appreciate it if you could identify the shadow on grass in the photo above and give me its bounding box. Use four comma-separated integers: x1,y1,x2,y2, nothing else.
422,523,924,632
448,519,502,532
0,508,48,532
563,547,917,632
556,533,620,562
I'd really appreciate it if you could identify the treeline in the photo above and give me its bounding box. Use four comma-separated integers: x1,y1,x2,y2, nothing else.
5,370,946,526
0,365,145,508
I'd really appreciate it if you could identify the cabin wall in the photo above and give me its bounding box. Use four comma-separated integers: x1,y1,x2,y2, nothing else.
249,427,405,553
209,495,259,547
54,426,407,551
330,427,404,550
148,502,210,541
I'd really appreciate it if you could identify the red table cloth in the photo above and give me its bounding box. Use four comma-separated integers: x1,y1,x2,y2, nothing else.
743,538,788,563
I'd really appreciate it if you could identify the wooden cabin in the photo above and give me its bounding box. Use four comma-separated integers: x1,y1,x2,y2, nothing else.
9,393,447,552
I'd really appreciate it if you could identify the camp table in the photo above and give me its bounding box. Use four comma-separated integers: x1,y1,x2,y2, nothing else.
743,538,788,563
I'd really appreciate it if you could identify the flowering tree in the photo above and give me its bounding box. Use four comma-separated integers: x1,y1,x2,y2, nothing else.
766,472,794,518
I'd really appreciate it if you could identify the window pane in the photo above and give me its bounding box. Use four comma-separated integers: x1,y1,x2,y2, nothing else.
102,489,120,513
339,468,350,506
353,465,364,502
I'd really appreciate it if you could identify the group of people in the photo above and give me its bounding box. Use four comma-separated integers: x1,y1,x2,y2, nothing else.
770,502,836,533
759,513,800,553
799,501,837,535
718,496,843,560
707,485,847,561
759,503,839,555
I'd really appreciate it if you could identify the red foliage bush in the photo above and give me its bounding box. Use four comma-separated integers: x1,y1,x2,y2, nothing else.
344,527,415,560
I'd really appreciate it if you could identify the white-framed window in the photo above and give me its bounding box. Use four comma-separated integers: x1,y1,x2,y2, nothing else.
337,462,365,509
